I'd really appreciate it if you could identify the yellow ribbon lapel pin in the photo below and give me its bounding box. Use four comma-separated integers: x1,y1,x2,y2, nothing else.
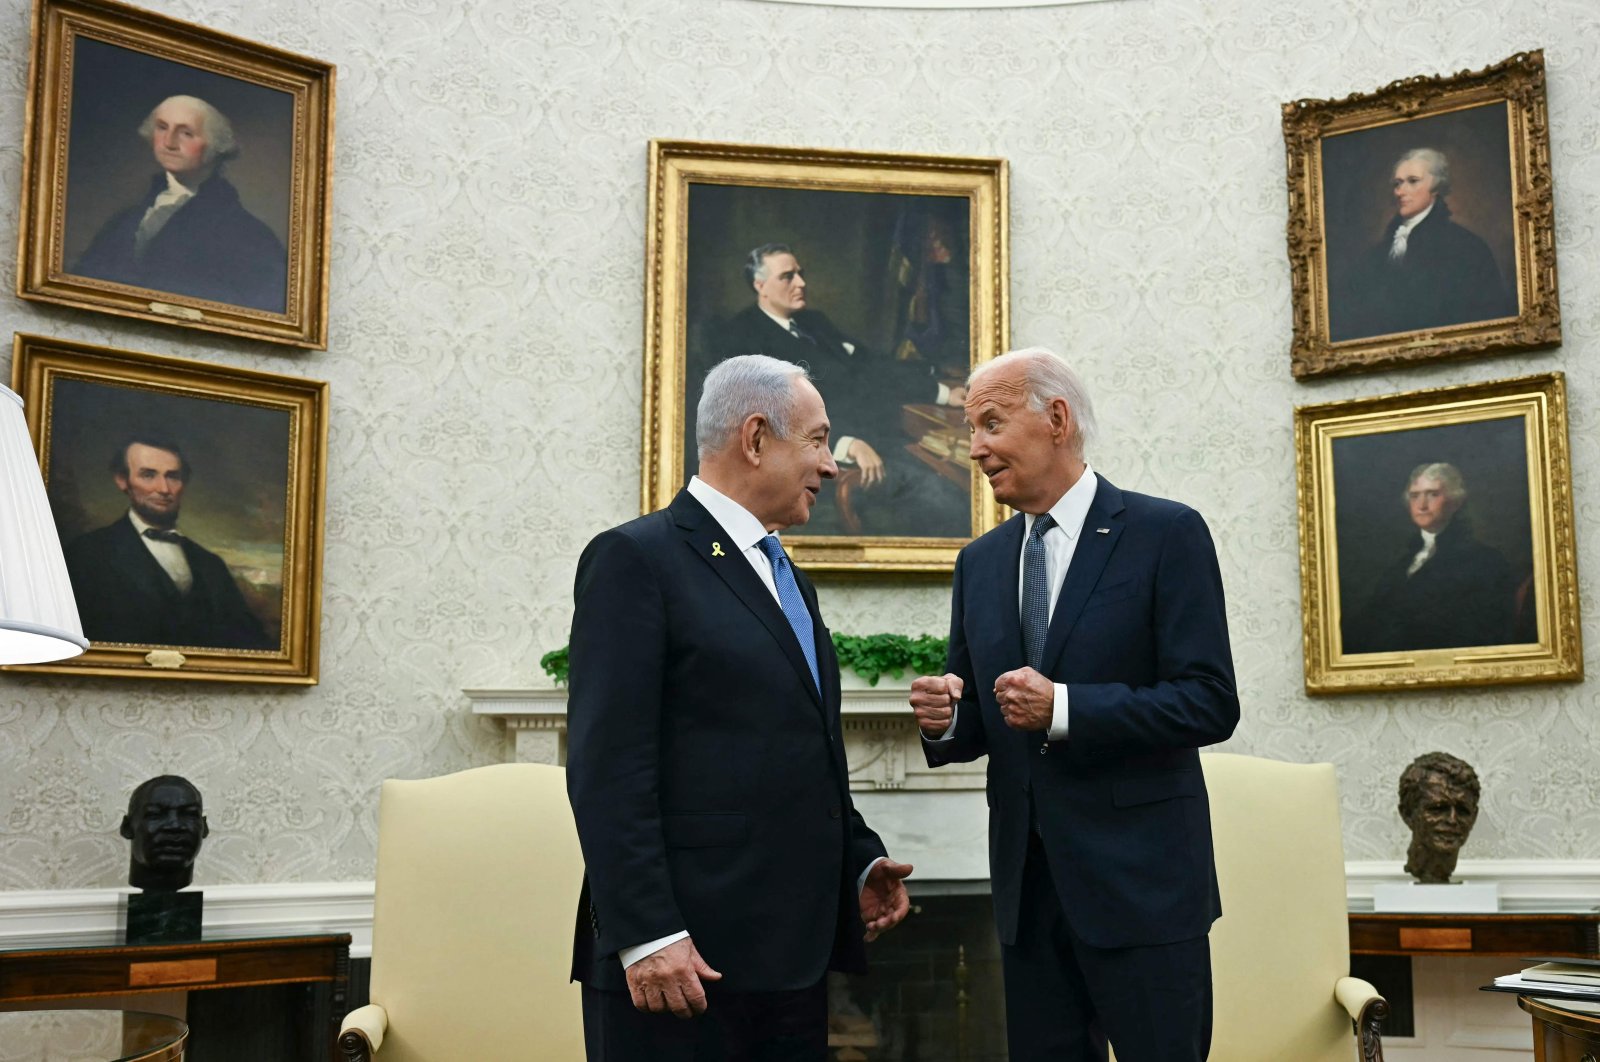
711,542,726,557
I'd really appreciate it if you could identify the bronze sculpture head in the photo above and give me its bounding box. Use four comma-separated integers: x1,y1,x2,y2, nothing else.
120,775,208,892
1398,752,1479,884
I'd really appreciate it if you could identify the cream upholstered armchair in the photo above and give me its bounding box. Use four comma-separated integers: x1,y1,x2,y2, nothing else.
338,763,585,1061
1202,753,1387,1061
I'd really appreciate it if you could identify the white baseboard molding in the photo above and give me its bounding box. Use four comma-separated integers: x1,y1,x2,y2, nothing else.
0,882,376,958
1346,860,1600,911
2,859,1595,960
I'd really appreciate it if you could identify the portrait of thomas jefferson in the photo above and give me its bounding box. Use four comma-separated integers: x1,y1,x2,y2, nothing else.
61,39,295,315
1322,102,1520,344
1341,461,1520,654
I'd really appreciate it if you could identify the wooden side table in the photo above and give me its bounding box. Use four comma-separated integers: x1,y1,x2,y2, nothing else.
1349,911,1600,957
1520,995,1600,1062
0,932,349,1060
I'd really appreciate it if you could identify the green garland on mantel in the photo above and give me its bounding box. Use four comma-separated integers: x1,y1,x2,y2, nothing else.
539,633,947,689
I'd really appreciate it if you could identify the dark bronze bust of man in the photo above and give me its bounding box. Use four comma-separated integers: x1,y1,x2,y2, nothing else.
120,775,209,892
1398,752,1480,884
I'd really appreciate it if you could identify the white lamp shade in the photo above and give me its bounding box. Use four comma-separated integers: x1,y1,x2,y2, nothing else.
0,384,87,664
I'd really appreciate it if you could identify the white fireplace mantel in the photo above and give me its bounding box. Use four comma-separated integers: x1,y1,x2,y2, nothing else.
466,683,993,880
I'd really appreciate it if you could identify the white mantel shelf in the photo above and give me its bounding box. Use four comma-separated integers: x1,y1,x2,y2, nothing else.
465,683,984,793
467,682,993,879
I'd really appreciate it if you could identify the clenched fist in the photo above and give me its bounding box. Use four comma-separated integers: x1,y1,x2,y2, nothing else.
909,673,964,738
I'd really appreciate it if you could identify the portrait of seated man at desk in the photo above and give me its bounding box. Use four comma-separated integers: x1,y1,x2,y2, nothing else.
1341,461,1520,655
686,239,971,539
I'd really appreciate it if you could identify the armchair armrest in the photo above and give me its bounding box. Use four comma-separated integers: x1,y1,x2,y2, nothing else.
1335,976,1388,1062
338,1003,389,1062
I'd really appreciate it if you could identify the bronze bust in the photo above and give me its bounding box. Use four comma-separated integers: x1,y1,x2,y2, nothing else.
120,775,209,892
1397,752,1480,884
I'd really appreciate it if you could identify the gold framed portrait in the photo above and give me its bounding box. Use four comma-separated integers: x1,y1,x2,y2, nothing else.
1295,373,1580,694
6,333,328,683
1283,51,1558,378
642,139,1009,574
17,0,334,348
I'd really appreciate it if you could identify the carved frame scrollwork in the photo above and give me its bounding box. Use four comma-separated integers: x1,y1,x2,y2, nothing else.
1282,51,1558,378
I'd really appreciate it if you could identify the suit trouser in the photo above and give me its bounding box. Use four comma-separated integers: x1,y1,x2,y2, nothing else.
1001,830,1212,1062
581,978,827,1062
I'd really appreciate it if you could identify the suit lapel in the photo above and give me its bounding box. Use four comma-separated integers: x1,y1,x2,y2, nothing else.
986,514,1027,663
111,519,183,604
1039,477,1126,676
671,491,824,710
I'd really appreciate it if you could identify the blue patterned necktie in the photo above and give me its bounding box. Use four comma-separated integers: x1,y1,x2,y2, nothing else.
758,534,821,694
1022,514,1056,669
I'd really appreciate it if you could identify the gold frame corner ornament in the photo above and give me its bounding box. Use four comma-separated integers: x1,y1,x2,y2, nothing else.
640,139,1009,574
5,332,329,684
1282,50,1558,379
16,0,335,349
1294,371,1580,695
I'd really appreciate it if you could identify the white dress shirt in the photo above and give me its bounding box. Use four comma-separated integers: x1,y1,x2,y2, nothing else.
1388,202,1434,261
127,510,193,594
618,477,883,970
926,466,1100,745
1406,528,1439,576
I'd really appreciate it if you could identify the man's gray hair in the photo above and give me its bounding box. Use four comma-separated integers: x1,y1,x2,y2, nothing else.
1397,147,1451,198
696,354,811,461
139,95,239,166
1405,462,1467,504
742,243,794,286
968,346,1098,457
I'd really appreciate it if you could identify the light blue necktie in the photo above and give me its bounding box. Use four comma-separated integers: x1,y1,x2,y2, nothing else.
1022,514,1056,670
757,534,820,694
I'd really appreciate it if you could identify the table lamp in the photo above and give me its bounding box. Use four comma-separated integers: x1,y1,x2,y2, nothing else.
0,383,87,664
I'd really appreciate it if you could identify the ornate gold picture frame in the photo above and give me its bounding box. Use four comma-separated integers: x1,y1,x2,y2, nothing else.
7,333,328,683
17,0,334,348
1295,373,1579,694
1283,51,1558,378
642,139,1009,573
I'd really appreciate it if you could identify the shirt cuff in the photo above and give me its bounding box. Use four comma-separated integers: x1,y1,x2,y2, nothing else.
833,435,858,463
936,382,952,405
619,930,690,970
921,703,958,742
1047,683,1069,741
856,856,887,897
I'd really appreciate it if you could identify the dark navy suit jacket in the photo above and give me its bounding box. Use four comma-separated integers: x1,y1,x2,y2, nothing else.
566,489,886,993
926,476,1239,950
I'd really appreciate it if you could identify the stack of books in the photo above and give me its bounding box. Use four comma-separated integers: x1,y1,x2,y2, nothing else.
1490,958,1600,1001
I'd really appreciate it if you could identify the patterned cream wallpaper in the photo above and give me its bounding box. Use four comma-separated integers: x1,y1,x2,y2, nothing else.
2,0,1598,890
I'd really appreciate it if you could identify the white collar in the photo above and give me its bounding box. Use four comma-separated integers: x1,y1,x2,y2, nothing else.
1024,465,1098,541
688,476,771,553
1396,201,1434,235
1418,527,1438,548
758,305,797,332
